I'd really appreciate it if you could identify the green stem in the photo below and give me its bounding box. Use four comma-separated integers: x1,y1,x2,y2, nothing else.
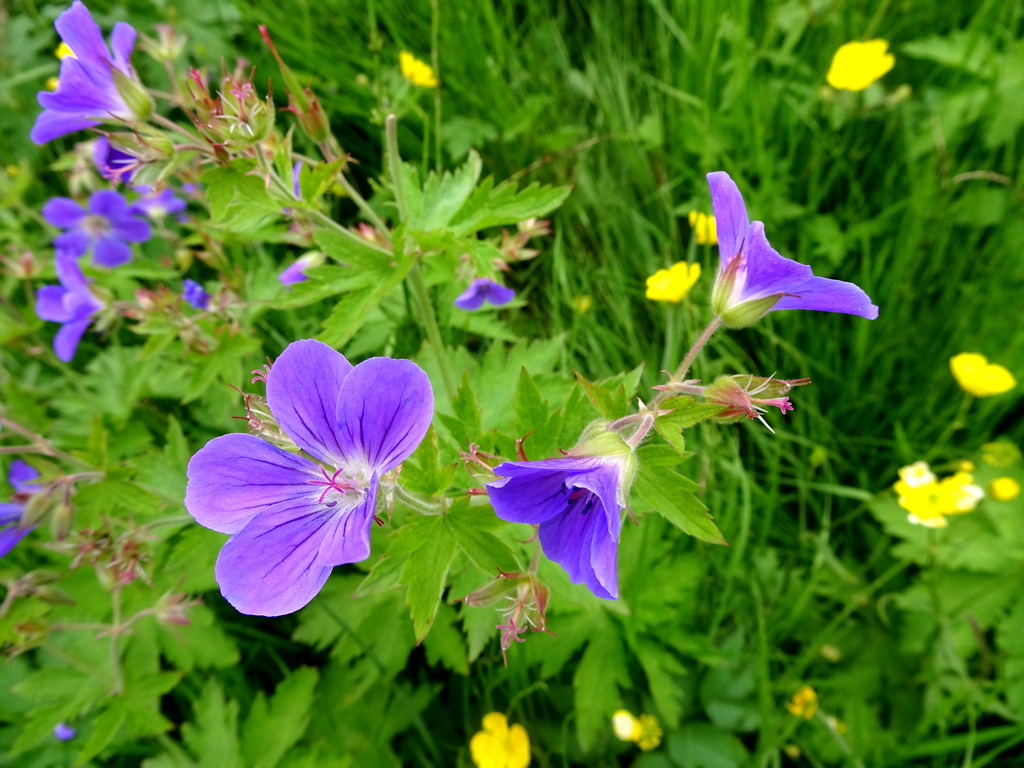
384,114,408,220
409,264,456,400
651,316,723,407
109,587,125,695
430,0,442,170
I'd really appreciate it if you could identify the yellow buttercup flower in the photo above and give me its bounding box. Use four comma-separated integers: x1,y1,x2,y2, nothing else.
688,211,718,245
645,261,701,303
571,294,593,314
400,51,439,88
950,353,1016,397
826,40,895,91
55,42,75,59
991,477,1021,502
611,709,661,751
894,462,984,528
46,77,60,91
786,686,818,719
470,713,530,768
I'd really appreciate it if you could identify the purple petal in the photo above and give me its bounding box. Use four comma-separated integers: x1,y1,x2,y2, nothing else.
36,285,73,323
707,171,749,262
108,22,136,72
485,282,516,306
53,230,91,258
278,260,311,286
110,214,151,243
39,58,121,113
42,198,85,229
92,235,132,268
0,522,31,559
738,221,812,300
538,506,618,599
30,109,99,145
53,723,77,742
55,251,89,292
293,161,303,199
215,506,333,616
185,433,322,535
772,275,880,319
8,460,40,494
488,458,605,524
54,2,112,70
453,282,486,310
89,189,130,219
335,357,434,474
53,318,91,361
316,473,378,566
266,340,354,466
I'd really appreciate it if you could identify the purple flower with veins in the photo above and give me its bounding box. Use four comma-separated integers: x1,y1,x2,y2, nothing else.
182,279,210,310
708,171,878,328
131,185,187,222
42,190,151,268
31,1,148,144
185,339,434,616
35,252,105,362
488,452,634,599
1,460,41,558
454,278,516,311
93,136,136,183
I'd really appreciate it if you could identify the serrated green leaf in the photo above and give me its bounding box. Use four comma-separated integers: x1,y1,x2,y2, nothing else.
446,500,520,574
449,177,571,236
422,602,469,675
400,424,456,497
181,680,242,768
412,150,483,231
659,396,726,429
574,629,629,753
313,226,392,271
515,367,551,442
400,517,457,642
440,371,482,447
634,466,726,545
241,668,318,768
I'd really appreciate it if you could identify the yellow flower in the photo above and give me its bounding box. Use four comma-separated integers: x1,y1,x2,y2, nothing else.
45,77,60,91
982,442,1021,468
611,710,662,751
950,353,1016,397
470,713,530,768
571,294,593,314
688,211,718,245
894,462,984,528
826,40,895,91
786,686,818,719
991,477,1021,502
400,51,439,88
55,42,75,59
958,460,975,472
645,262,701,303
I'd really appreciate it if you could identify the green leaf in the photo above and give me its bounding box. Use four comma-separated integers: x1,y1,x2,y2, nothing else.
412,150,483,231
446,500,520,574
668,724,749,768
314,227,392,271
400,425,456,497
241,668,319,768
422,602,469,675
181,680,242,768
514,367,552,450
438,371,483,447
656,397,725,456
574,629,629,753
200,159,281,231
449,176,571,236
634,466,727,545
394,516,458,641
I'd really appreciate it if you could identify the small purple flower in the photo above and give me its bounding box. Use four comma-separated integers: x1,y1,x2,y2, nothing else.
53,723,76,741
488,455,631,599
42,190,151,268
1,460,41,559
131,185,187,221
182,279,210,310
185,339,434,616
454,278,516,311
708,171,879,328
31,1,148,144
35,252,105,362
93,136,136,183
293,161,303,199
278,253,324,286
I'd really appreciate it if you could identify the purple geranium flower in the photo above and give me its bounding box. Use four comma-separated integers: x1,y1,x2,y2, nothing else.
31,1,148,144
185,339,434,616
488,455,631,599
93,136,136,182
35,252,105,362
53,723,76,742
454,278,516,311
708,171,879,328
1,460,41,558
42,189,151,267
131,185,187,221
182,279,210,310
278,253,324,286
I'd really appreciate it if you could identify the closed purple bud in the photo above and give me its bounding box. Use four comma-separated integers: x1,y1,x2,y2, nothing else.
182,279,210,310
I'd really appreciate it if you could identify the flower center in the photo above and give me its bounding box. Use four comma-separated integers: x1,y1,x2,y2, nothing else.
308,465,360,506
564,485,598,515
81,214,111,239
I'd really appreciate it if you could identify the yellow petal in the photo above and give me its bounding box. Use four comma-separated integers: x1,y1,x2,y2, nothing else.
991,477,1021,501
950,353,1017,397
645,261,701,302
400,51,439,88
506,724,531,768
470,733,504,768
826,40,895,91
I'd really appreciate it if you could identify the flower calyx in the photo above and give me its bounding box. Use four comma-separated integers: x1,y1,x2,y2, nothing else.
702,374,811,431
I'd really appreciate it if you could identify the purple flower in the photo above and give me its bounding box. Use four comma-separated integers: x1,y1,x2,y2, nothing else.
93,136,136,182
454,278,516,311
185,339,434,616
31,1,149,145
131,185,187,221
53,723,76,741
35,253,105,362
182,279,210,310
708,171,878,328
488,455,632,599
1,460,41,558
42,190,151,268
293,161,303,199
278,253,324,286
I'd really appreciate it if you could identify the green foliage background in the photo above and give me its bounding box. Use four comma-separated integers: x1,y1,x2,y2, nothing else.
1,0,1022,766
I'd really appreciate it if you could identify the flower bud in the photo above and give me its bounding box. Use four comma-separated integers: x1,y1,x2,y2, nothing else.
111,68,154,122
